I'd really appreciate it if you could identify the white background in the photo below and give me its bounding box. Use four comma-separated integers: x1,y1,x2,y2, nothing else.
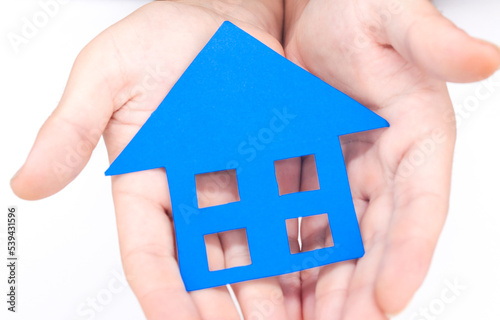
0,1,499,319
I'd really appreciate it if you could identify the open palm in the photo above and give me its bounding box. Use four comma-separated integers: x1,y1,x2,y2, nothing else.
11,0,500,319
283,0,500,319
10,1,304,319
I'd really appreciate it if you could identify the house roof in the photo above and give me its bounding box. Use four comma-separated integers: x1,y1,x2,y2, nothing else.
106,21,389,176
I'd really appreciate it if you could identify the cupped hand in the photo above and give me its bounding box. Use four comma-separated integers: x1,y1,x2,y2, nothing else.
11,1,303,319
283,0,500,319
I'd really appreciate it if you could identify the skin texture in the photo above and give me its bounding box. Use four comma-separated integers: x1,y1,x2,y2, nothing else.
10,0,500,319
284,0,499,319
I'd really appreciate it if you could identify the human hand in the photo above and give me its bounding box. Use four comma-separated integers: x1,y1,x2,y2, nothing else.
283,0,500,319
10,1,305,319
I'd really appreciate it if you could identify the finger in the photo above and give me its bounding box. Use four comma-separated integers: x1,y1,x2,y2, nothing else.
232,278,289,320
374,141,454,313
191,233,241,320
300,213,331,320
279,219,301,320
276,157,302,320
112,170,201,320
313,262,354,320
384,0,500,82
278,270,301,320
310,150,390,320
227,157,301,320
219,228,298,320
190,231,241,320
10,31,124,200
276,157,301,320
342,283,388,320
190,171,244,320
190,285,241,320
215,204,288,320
219,231,289,320
275,157,302,320
298,154,328,320
339,193,394,320
374,93,456,313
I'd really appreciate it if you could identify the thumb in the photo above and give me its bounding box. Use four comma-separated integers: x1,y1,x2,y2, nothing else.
11,35,123,200
385,0,500,82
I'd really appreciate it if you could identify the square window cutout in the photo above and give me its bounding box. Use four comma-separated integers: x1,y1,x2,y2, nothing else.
286,213,334,254
195,169,240,208
274,154,319,195
204,228,251,271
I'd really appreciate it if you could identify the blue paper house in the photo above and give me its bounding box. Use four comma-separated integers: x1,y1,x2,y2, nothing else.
106,22,389,291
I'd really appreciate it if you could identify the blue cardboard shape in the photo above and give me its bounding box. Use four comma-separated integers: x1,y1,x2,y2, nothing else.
106,21,389,291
